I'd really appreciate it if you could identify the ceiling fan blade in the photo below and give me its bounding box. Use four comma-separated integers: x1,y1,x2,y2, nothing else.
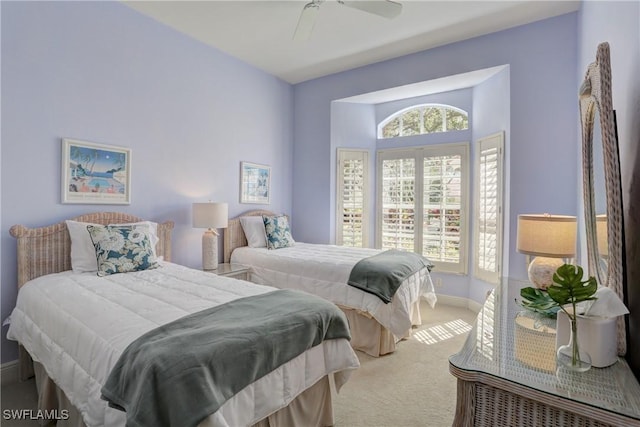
293,2,320,41
339,0,402,19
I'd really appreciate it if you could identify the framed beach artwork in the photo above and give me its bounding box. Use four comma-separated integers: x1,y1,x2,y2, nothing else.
61,138,131,204
240,161,271,204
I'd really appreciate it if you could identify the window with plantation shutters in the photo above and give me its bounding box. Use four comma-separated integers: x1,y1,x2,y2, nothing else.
336,149,369,247
377,143,469,273
474,132,504,284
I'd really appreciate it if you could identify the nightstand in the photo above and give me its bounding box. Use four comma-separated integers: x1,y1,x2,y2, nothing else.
205,263,251,281
449,277,640,426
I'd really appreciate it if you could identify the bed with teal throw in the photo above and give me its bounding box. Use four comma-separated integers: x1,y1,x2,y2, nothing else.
101,289,351,427
348,249,434,304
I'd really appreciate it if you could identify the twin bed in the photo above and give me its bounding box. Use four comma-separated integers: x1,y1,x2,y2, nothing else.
6,212,360,427
224,210,436,357
7,210,435,426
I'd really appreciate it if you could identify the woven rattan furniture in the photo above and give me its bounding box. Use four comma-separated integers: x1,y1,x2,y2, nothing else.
449,278,640,427
580,42,627,357
223,209,280,263
10,212,174,289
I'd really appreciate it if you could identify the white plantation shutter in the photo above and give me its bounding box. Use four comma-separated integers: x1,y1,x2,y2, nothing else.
377,144,468,273
380,156,416,251
423,153,464,267
336,149,369,247
474,132,504,284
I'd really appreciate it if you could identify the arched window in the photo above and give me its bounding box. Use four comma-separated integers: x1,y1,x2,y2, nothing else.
378,104,469,139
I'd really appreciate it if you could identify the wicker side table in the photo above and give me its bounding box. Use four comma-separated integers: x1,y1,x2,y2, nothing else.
449,278,640,427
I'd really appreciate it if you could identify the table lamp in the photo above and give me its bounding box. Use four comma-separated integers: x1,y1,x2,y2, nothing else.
596,214,608,258
193,202,228,270
516,214,576,290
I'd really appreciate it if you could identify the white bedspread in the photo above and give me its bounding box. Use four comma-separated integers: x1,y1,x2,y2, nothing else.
7,262,359,427
230,243,436,338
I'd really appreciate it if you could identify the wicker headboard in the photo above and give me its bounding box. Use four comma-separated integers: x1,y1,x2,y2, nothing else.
9,212,175,288
223,210,279,263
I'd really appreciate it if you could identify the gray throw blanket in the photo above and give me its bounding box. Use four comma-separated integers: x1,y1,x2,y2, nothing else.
348,250,434,304
101,289,351,427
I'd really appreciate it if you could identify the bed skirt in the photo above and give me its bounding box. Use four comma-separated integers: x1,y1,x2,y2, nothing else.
31,361,334,427
339,299,421,357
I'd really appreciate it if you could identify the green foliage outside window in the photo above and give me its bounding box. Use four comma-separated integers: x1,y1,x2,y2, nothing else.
380,104,468,139
402,109,421,136
383,117,401,138
423,107,443,133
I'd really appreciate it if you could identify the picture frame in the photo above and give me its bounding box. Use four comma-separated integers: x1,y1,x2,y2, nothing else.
61,138,131,205
240,161,271,204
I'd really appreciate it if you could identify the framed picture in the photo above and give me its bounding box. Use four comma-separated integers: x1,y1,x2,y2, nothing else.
61,138,131,204
240,161,271,204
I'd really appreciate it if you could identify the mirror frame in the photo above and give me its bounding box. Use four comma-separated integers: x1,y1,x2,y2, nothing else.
580,42,627,355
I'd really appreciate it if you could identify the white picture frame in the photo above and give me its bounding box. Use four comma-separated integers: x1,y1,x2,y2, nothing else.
240,161,271,204
61,138,131,205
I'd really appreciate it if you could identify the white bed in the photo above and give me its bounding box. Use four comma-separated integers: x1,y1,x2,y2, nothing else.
7,212,360,427
224,210,436,357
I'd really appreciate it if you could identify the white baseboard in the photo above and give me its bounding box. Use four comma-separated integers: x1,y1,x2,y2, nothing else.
435,294,483,313
1,360,19,386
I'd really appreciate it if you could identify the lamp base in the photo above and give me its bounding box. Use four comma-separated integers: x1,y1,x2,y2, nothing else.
528,256,565,290
202,229,219,271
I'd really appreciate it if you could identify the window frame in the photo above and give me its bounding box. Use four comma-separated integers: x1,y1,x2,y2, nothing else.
473,131,505,284
336,148,370,247
377,103,469,139
376,142,469,274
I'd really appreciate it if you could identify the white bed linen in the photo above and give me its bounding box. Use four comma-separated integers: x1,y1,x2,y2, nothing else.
230,243,436,338
7,262,359,427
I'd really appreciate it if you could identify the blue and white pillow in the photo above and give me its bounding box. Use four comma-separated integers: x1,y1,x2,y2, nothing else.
87,224,159,276
262,215,295,250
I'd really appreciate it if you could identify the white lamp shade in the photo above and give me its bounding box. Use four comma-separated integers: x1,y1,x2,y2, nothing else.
596,214,608,257
193,202,228,229
516,214,576,258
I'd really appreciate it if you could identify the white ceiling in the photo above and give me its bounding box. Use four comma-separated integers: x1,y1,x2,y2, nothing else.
123,0,580,84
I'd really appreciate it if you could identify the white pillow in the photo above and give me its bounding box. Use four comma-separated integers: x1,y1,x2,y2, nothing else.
239,216,267,248
66,220,159,273
66,220,99,273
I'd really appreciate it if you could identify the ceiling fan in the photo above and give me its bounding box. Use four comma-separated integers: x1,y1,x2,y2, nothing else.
293,0,403,41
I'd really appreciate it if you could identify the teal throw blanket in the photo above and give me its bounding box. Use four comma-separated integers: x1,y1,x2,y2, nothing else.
101,289,351,427
348,250,433,304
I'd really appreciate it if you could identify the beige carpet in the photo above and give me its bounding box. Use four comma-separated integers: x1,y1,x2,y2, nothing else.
1,301,476,427
333,301,477,427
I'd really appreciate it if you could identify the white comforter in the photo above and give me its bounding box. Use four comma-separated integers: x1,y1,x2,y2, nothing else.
7,262,359,427
231,243,436,338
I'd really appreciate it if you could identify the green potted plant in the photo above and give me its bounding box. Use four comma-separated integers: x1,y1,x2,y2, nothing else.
520,264,597,372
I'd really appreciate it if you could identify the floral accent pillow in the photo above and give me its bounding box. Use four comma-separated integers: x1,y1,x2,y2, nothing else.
87,224,159,276
262,215,295,250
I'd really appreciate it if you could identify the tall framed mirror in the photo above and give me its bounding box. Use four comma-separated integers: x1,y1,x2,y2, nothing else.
580,42,627,355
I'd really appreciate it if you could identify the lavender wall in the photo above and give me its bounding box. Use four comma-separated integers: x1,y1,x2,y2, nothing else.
293,13,579,296
468,68,511,303
329,102,376,243
0,2,293,363
577,0,640,380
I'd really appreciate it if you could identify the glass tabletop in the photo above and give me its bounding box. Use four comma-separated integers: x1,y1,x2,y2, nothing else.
449,277,640,420
207,263,249,275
